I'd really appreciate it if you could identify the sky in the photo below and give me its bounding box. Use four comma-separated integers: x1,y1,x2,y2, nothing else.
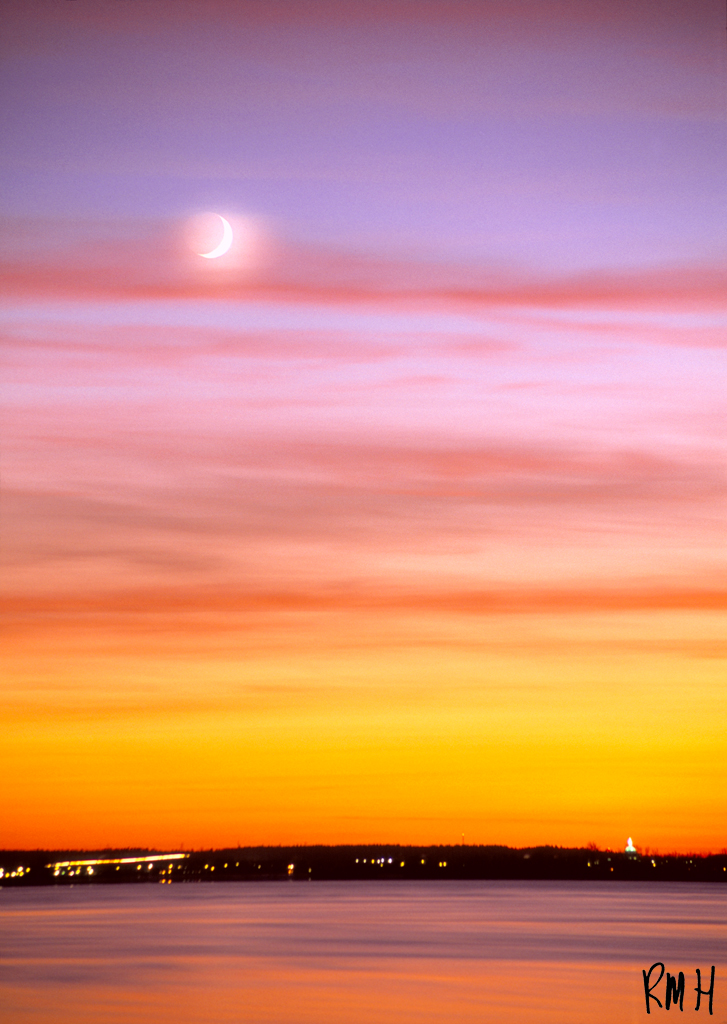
1,0,725,853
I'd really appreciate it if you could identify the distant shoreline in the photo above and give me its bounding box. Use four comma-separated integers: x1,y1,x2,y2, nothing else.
2,845,725,887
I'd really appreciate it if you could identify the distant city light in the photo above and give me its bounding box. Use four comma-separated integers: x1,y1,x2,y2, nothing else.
46,853,187,871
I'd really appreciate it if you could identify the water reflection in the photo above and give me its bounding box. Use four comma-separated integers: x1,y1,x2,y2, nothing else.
2,881,724,1023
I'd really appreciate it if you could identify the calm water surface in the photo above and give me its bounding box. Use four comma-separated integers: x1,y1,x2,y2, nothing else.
2,880,725,1024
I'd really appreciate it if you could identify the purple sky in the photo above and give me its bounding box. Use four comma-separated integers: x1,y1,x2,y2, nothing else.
2,0,725,275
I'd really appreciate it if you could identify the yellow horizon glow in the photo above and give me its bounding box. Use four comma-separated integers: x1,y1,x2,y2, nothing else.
3,600,725,854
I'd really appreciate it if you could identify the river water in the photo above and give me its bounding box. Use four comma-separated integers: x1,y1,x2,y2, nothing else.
1,880,724,1023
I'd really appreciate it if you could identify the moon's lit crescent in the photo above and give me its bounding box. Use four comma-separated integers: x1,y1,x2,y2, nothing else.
199,215,233,258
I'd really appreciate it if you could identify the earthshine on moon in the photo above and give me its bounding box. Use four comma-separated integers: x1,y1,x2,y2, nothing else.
198,215,233,258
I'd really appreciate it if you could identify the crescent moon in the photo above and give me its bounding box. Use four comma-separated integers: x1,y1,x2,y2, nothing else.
199,215,233,259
